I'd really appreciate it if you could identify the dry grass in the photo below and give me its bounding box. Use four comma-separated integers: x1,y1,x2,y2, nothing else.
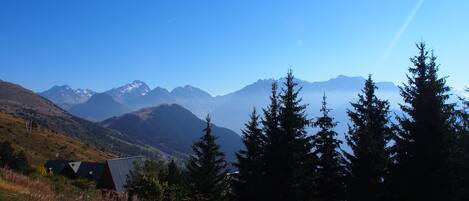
0,112,139,201
0,168,135,201
0,113,134,200
94,191,133,201
0,112,115,167
0,168,57,201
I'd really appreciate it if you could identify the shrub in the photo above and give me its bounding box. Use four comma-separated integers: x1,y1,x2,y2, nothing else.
0,141,30,173
71,178,96,190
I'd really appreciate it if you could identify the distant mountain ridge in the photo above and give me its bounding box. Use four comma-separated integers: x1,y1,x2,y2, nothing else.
105,80,151,103
69,93,131,121
1,80,243,161
40,75,402,135
0,80,164,159
101,104,243,161
39,85,95,109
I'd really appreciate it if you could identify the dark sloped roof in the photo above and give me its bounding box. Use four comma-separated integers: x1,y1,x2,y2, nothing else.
76,162,105,181
107,156,144,192
44,160,71,174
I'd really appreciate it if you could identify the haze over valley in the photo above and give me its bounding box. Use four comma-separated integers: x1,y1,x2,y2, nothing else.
38,75,403,135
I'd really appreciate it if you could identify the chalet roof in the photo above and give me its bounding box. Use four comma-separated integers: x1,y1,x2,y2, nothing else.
76,162,105,181
44,160,71,174
106,156,144,192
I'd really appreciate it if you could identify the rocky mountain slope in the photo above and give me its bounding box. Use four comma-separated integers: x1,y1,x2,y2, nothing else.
101,104,242,161
39,85,95,109
69,93,130,121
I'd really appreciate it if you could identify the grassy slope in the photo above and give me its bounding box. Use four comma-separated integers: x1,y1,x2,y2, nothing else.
0,113,120,200
0,112,115,167
0,167,104,201
0,81,164,159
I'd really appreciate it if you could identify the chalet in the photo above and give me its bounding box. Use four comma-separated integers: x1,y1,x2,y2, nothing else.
44,160,105,181
45,157,144,192
76,162,105,182
44,160,78,178
97,156,144,192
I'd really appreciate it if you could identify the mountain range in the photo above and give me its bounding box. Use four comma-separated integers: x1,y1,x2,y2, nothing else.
38,85,95,109
0,80,163,159
39,75,402,139
1,80,242,161
7,75,462,162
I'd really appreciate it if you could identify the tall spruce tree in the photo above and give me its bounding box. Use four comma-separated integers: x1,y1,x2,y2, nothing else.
233,108,265,201
187,115,228,201
262,71,315,201
344,76,393,201
311,94,346,201
446,88,469,200
260,81,283,201
277,70,314,201
164,159,188,201
391,42,455,201
166,159,183,186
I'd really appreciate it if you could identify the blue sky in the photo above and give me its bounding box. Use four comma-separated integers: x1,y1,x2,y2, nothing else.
0,0,467,95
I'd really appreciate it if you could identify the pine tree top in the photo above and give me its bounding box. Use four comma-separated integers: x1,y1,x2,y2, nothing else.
186,114,228,201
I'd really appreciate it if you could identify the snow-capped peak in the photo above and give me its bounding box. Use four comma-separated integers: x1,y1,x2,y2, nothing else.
39,85,97,107
119,80,150,94
104,80,151,102
75,88,95,98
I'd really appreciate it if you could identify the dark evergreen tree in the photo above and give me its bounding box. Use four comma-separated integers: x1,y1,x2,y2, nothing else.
0,141,15,167
187,115,228,201
446,88,469,200
10,151,29,173
164,159,189,201
233,108,265,201
0,141,29,172
165,159,183,185
459,88,469,128
261,71,315,201
344,76,393,201
391,42,456,201
262,81,280,146
311,94,346,201
272,70,314,201
260,81,282,201
279,70,316,201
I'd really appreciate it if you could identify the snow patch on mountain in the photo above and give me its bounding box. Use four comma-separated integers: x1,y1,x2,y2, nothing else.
39,85,96,109
120,80,149,94
105,80,151,103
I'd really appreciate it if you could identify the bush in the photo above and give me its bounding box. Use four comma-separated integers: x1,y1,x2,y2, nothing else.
0,141,30,173
71,178,96,190
10,151,29,172
125,160,189,201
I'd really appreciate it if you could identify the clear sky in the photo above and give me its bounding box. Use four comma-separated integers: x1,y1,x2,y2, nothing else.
0,0,467,95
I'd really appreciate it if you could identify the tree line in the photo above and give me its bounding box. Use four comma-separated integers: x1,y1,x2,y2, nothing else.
125,42,469,201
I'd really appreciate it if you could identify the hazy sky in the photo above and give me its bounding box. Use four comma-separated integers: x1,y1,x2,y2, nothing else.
0,0,467,95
